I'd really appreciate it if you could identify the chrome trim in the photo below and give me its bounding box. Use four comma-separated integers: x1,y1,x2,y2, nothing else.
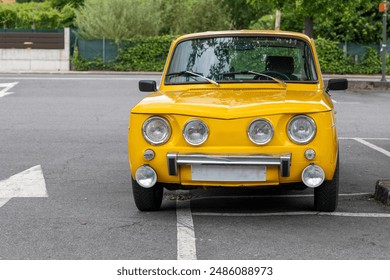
167,152,291,178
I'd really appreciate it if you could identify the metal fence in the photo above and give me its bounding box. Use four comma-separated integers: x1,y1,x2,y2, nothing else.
76,38,119,63
339,42,390,63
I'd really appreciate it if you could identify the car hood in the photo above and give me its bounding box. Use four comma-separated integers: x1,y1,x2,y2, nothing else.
131,87,333,119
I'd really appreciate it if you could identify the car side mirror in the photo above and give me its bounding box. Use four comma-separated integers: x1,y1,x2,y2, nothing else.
326,79,348,93
139,80,157,92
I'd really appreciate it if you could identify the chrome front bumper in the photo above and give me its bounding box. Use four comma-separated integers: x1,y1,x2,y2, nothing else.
167,153,291,177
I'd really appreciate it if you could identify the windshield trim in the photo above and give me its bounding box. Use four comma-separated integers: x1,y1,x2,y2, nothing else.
164,35,319,87
164,80,319,86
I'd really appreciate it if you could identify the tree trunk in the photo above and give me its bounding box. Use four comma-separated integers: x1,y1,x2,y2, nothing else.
275,9,281,30
304,16,314,38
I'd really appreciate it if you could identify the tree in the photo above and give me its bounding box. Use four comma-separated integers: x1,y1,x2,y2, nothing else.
222,0,268,29
75,0,161,42
49,0,85,9
247,0,382,43
159,0,230,35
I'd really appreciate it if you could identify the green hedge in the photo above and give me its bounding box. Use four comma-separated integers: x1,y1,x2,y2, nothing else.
0,2,75,29
72,35,388,74
315,37,384,74
72,35,176,71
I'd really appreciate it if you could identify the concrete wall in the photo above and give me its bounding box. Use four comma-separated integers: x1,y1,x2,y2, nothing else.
0,28,70,72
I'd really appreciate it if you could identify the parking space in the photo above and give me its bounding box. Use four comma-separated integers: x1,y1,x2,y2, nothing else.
172,90,390,260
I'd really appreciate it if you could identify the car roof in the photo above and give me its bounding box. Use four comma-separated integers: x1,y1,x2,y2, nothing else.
174,30,312,42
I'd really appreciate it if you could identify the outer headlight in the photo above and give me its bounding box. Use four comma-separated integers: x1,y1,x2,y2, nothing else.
288,115,316,144
183,119,208,145
142,116,171,145
248,118,274,145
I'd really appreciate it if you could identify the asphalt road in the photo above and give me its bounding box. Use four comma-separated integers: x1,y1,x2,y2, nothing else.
0,73,389,260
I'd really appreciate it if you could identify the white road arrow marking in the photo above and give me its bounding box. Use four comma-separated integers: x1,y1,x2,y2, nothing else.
0,165,48,208
0,82,18,98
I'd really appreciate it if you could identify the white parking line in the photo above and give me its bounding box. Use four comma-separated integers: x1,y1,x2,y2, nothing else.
340,137,390,141
0,77,155,81
176,191,197,260
192,212,390,218
351,138,390,158
332,99,360,104
190,192,371,201
0,198,11,208
0,82,18,98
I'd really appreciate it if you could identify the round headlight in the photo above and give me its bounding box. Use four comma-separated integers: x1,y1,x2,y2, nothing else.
183,119,208,145
287,115,316,144
302,164,325,188
248,118,274,145
142,116,171,145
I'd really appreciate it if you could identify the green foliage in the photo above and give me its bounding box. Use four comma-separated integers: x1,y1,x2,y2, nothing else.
247,0,385,44
75,0,161,42
315,37,384,74
358,47,381,74
315,37,353,74
0,1,75,29
159,0,230,35
313,0,381,43
72,35,177,71
223,0,268,29
250,14,275,30
49,0,85,9
116,35,177,71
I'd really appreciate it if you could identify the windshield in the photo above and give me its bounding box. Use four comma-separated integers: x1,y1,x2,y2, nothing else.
165,36,318,85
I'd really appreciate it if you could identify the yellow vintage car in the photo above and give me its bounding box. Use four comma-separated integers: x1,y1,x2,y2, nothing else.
128,30,348,212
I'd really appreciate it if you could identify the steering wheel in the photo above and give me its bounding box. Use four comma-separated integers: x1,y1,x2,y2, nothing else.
260,71,290,81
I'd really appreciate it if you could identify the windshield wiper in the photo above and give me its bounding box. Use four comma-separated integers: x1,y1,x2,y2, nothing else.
222,70,286,86
166,70,219,86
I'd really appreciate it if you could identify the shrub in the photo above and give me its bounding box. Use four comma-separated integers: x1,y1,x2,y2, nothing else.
358,47,381,74
115,35,176,71
74,0,161,43
0,1,75,29
72,35,177,71
314,37,354,74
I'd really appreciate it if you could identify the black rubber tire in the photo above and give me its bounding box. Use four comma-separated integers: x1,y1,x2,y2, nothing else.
132,179,163,211
314,157,339,212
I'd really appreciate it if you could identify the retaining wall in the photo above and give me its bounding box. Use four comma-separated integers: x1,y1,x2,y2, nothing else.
0,28,70,72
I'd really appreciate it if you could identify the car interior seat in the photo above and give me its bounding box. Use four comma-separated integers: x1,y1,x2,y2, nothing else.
265,56,298,80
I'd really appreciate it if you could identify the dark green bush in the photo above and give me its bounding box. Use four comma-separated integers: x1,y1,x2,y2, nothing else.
0,1,75,29
358,47,381,74
315,37,354,74
115,35,177,71
72,35,177,71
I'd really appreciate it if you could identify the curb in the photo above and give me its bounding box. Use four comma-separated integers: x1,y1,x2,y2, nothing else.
374,180,390,206
347,81,390,91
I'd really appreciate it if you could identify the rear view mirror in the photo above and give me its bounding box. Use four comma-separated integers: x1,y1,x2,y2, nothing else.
139,80,157,92
326,79,348,92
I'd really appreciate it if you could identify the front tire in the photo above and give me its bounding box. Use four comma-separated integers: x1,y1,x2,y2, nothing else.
132,179,163,211
314,158,339,212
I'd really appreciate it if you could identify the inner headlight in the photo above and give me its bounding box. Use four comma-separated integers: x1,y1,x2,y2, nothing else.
183,119,208,145
142,116,171,145
248,118,274,145
288,115,316,144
